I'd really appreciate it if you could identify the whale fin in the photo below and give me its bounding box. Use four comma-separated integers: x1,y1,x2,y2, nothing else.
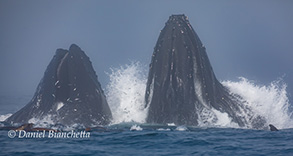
269,124,279,131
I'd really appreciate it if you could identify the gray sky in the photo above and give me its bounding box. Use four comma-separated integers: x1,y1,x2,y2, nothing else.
1,0,293,102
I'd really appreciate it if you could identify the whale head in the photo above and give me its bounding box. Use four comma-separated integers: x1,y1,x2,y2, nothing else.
6,44,112,126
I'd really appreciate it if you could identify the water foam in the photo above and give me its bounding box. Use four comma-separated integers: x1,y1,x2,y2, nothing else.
28,114,55,127
211,109,238,127
130,124,143,131
222,77,293,129
197,107,239,128
106,61,148,124
157,128,171,131
0,113,12,122
175,126,188,131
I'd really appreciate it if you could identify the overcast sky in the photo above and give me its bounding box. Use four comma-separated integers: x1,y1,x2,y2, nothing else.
1,0,293,102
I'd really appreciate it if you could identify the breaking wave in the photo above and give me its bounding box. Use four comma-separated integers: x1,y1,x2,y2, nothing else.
106,62,293,129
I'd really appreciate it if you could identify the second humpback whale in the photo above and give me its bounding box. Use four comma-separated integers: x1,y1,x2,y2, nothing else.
6,44,112,126
145,15,266,128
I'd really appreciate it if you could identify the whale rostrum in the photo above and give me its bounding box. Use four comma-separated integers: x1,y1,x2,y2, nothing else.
6,44,112,126
145,14,266,128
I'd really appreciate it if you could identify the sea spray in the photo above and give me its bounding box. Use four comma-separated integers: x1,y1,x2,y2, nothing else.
130,124,143,131
28,114,56,128
222,77,293,129
0,113,12,122
105,62,293,129
106,61,148,124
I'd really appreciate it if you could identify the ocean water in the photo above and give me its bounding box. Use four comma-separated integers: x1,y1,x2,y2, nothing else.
1,62,293,155
1,125,293,156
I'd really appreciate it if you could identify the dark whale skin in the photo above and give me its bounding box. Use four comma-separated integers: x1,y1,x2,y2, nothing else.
6,44,112,126
145,15,265,128
269,124,279,131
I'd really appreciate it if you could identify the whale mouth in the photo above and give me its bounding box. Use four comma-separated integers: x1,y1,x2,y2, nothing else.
143,14,267,129
5,44,112,126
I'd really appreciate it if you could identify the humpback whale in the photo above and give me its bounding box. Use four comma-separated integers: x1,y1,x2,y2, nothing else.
145,15,266,128
6,44,112,126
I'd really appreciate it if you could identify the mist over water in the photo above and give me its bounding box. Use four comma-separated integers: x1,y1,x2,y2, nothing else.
105,62,293,129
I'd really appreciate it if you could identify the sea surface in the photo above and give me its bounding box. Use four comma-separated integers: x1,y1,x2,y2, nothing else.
1,125,293,156
0,91,293,156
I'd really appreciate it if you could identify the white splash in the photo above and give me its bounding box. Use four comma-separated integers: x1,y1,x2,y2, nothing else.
61,123,85,131
104,61,292,129
0,113,12,122
222,77,293,129
175,126,188,131
28,114,55,127
167,123,176,126
157,128,171,131
212,109,239,128
130,124,143,131
106,61,148,124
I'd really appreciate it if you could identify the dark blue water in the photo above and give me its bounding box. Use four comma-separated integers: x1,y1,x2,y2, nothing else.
1,126,293,156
